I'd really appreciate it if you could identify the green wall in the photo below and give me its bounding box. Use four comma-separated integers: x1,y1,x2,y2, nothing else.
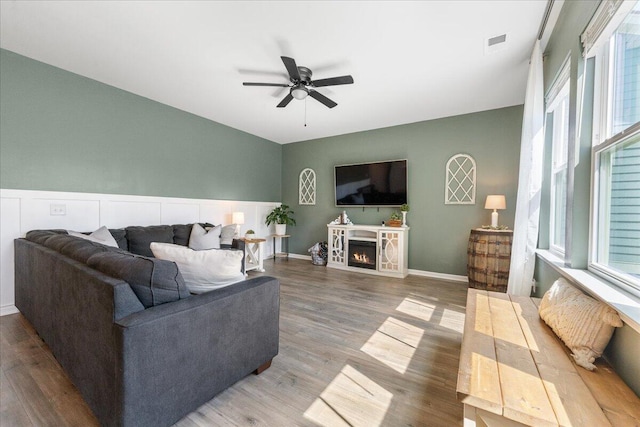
535,0,640,396
282,105,523,276
0,49,282,201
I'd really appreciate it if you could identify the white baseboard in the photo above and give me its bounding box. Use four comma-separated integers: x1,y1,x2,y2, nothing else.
1,305,19,316
288,253,311,261
408,269,468,283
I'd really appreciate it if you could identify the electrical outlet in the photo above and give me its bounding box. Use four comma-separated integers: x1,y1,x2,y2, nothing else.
50,203,66,216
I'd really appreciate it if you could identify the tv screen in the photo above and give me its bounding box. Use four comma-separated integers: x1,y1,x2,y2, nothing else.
335,159,408,207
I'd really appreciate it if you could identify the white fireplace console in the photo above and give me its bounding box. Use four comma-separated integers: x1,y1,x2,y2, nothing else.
327,224,409,278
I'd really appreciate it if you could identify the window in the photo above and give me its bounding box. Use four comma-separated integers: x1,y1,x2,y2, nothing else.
590,1,640,293
547,77,570,254
594,132,640,281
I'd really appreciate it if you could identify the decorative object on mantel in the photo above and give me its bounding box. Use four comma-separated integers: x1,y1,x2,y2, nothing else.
232,211,245,235
329,210,353,225
445,153,476,204
244,229,256,239
400,203,410,227
265,204,296,235
299,168,316,205
484,195,506,227
388,212,402,227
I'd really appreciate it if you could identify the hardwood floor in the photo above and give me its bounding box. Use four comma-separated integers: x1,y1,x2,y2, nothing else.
1,258,468,426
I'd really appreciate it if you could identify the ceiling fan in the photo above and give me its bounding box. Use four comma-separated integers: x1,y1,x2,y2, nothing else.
243,56,354,109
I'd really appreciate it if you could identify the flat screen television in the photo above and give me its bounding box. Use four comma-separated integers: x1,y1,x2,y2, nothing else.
335,159,408,207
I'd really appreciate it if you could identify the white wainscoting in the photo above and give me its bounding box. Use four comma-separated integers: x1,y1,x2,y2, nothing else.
0,188,280,316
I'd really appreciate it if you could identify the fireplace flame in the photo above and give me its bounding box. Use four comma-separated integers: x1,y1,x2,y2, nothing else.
353,252,371,264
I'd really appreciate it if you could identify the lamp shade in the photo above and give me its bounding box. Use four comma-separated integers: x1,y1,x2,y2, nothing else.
484,195,506,210
232,211,245,225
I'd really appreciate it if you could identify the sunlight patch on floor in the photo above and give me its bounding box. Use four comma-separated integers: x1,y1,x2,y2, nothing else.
439,308,465,333
303,364,393,427
395,297,435,322
360,317,424,374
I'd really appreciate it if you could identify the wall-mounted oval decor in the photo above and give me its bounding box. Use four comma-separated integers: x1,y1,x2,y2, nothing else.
299,168,316,205
445,154,476,204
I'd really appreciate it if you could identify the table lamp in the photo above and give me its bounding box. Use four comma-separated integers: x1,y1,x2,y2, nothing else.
232,211,245,235
484,195,506,227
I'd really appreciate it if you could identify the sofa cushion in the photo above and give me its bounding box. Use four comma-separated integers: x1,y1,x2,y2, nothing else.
68,226,119,248
189,223,221,250
150,242,245,294
172,224,193,247
109,228,128,250
87,251,190,308
125,225,174,257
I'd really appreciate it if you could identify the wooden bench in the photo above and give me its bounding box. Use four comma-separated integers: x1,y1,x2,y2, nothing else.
456,289,640,426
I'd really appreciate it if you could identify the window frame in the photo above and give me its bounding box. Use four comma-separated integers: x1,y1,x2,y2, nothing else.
590,125,640,296
546,63,571,257
588,3,640,296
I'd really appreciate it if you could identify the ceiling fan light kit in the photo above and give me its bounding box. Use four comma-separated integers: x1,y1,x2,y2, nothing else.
291,86,309,100
243,56,353,109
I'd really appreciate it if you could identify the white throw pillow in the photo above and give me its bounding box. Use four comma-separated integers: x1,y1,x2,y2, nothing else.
150,242,244,294
188,223,221,250
539,278,623,370
68,226,119,248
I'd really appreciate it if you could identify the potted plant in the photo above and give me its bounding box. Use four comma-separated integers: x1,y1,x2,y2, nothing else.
400,204,410,226
265,204,296,235
388,211,402,227
245,229,256,239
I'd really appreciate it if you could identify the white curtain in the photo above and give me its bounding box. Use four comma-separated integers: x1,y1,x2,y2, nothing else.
508,40,545,296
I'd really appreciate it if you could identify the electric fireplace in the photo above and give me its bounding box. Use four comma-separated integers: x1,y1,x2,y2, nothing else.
348,240,377,270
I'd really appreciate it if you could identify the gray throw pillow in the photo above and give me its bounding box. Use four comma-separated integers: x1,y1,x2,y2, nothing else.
220,224,239,246
68,226,119,247
189,223,221,250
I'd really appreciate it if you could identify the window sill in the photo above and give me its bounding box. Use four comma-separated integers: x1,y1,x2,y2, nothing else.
536,249,640,334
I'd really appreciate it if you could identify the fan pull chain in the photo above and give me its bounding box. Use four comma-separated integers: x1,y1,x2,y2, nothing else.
304,97,307,127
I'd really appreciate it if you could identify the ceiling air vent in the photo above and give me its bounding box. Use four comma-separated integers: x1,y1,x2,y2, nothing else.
485,33,508,55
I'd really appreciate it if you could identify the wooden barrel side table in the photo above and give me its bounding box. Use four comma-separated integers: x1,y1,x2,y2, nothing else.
467,229,513,293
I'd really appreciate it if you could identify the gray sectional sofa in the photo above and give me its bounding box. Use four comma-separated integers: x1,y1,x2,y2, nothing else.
14,224,280,427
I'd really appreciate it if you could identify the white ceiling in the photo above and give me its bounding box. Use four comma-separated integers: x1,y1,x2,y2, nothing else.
0,1,547,144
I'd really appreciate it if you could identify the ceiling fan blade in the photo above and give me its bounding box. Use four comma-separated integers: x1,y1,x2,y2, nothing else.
243,82,290,87
311,75,354,87
281,56,301,82
277,93,294,108
309,90,337,108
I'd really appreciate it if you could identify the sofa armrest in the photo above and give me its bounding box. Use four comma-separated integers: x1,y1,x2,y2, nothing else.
114,276,279,427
